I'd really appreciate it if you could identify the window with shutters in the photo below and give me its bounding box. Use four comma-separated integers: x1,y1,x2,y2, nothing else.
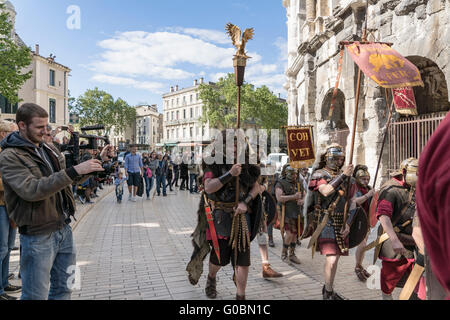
0,94,18,114
49,70,56,86
49,99,56,123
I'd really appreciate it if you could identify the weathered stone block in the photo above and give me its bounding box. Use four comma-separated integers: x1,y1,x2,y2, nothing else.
377,12,393,26
426,0,446,15
380,0,402,14
394,0,426,16
415,4,427,19
379,20,393,36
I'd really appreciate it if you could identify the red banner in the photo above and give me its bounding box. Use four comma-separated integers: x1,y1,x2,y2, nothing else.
393,87,418,115
286,126,315,169
345,42,424,88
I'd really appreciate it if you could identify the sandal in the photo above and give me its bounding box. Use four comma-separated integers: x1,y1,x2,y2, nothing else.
205,276,217,299
355,266,368,282
362,268,371,279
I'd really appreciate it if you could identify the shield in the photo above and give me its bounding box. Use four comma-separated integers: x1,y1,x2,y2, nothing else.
262,191,278,226
349,207,369,249
369,191,379,227
248,194,263,242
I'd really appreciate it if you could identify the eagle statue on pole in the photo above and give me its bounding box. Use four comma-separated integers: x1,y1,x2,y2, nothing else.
226,23,254,59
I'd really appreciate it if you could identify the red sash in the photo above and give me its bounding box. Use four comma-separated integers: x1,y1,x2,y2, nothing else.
204,196,221,264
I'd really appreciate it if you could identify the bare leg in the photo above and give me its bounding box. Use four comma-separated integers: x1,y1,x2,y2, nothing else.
259,244,269,263
235,266,249,297
355,234,369,267
284,230,296,246
324,254,340,291
208,262,221,279
133,186,137,197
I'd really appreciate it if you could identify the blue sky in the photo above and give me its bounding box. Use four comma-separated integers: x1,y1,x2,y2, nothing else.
11,0,287,112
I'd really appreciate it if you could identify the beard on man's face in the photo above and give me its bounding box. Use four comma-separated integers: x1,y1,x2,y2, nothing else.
25,126,44,144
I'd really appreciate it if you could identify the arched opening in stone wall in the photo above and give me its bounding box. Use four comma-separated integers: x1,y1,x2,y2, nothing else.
406,56,450,115
321,88,349,150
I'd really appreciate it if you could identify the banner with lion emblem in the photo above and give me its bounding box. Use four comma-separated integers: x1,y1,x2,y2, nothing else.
345,42,424,89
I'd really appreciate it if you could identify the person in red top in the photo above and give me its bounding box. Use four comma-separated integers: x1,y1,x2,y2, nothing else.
375,158,417,300
308,144,354,300
416,112,450,299
350,165,375,282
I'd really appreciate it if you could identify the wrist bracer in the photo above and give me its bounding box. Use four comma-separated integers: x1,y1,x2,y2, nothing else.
329,173,346,190
218,171,233,185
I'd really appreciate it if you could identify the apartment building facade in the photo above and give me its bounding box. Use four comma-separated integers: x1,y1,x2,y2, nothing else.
162,78,212,149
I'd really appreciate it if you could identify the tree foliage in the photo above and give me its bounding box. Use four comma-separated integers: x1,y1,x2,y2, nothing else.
198,73,288,131
0,4,32,104
69,88,136,135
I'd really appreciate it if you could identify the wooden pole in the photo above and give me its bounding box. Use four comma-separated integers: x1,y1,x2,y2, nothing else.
235,85,241,205
372,89,394,188
237,86,241,129
340,6,368,227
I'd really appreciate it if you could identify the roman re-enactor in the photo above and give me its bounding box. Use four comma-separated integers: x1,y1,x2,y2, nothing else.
256,172,283,279
186,130,262,301
275,164,304,264
351,165,375,282
375,158,418,300
307,144,354,300
416,112,450,299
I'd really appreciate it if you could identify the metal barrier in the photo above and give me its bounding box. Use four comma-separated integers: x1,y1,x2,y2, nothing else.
388,111,448,176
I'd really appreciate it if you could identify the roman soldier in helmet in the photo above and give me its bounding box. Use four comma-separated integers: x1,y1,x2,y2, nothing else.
275,164,304,264
350,165,375,281
192,130,262,301
375,158,418,300
308,143,354,300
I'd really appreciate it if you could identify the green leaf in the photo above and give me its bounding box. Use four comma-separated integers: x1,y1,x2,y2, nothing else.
0,5,32,104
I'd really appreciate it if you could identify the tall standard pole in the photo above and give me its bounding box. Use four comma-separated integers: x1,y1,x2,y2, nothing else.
372,89,394,188
342,2,369,238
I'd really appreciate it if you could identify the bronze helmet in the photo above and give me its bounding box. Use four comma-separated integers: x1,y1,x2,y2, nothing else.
353,164,370,187
281,163,297,183
325,143,345,171
393,158,418,187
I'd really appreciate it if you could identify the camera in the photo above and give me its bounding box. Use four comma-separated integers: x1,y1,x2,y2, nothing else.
58,125,115,178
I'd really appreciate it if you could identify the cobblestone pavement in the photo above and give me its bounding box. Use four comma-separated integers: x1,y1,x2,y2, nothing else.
8,187,401,300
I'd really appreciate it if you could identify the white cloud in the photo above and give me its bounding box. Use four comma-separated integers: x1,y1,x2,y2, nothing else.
274,37,288,62
163,27,230,44
210,72,228,82
91,74,165,93
88,28,286,97
246,63,278,78
92,31,237,79
247,73,287,97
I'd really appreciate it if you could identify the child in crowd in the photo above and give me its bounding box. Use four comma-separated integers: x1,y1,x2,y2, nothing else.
115,171,127,203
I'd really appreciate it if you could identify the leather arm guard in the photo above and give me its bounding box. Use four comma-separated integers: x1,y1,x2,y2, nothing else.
329,173,347,190
218,171,233,185
414,248,425,268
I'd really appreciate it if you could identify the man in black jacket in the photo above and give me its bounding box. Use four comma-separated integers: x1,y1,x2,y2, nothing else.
0,103,105,300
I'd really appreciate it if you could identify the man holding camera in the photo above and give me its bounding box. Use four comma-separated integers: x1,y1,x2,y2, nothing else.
0,103,105,300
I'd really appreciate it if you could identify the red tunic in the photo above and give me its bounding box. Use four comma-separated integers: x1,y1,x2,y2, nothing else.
416,112,450,299
376,177,414,294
